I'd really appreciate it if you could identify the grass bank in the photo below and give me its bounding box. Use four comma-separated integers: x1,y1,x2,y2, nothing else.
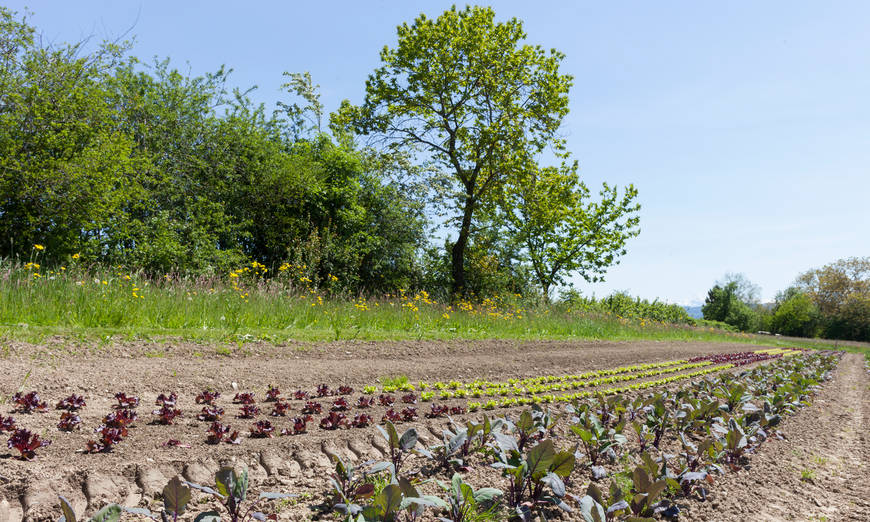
0,260,854,353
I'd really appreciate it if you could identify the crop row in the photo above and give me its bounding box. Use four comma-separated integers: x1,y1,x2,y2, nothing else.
45,349,840,521
0,350,800,461
386,358,691,393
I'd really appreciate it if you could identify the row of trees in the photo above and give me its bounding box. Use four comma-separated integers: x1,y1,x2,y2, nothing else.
701,258,870,342
0,6,640,300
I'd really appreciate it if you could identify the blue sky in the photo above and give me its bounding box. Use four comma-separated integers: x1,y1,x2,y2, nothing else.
11,1,869,305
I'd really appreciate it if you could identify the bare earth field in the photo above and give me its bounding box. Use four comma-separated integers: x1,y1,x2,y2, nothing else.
0,339,866,521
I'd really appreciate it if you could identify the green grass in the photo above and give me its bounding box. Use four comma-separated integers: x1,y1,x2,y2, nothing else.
0,263,862,352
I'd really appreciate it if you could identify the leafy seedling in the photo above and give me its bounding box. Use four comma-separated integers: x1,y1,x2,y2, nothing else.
184,467,297,522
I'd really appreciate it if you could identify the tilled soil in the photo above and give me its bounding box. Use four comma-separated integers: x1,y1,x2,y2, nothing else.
0,338,863,521
687,352,870,521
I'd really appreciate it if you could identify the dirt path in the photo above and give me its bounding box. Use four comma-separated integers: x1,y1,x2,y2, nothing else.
689,353,870,521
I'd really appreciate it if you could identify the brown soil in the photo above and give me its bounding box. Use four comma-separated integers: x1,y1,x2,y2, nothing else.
686,352,870,522
0,339,863,521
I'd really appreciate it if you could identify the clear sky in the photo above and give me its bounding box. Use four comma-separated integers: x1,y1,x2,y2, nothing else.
9,1,869,305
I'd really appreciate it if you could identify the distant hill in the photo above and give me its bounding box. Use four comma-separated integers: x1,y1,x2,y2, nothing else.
683,305,703,319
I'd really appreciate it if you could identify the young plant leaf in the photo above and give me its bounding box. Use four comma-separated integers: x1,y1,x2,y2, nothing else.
59,496,77,522
88,504,122,522
162,476,191,515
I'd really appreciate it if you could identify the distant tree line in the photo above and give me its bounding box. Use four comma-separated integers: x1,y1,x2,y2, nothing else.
0,6,640,300
702,258,870,342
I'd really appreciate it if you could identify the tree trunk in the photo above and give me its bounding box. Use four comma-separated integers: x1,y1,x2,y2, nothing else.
451,193,475,298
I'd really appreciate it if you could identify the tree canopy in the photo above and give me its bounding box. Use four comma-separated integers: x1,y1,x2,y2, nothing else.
349,5,639,297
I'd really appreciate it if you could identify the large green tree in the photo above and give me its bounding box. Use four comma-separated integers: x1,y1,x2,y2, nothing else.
701,282,755,331
350,5,573,296
0,7,142,261
795,257,870,341
497,161,640,299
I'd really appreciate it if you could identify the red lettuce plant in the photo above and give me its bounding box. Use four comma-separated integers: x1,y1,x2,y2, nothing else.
233,392,256,405
282,416,309,435
114,392,139,409
320,412,349,430
401,407,418,421
270,400,291,416
206,422,231,444
302,401,322,414
58,412,81,431
352,413,373,428
197,406,225,421
356,396,373,408
401,393,418,404
237,404,260,418
332,397,350,411
56,394,86,411
316,384,332,397
378,394,396,406
294,390,311,400
427,405,449,418
382,409,402,423
86,425,126,453
155,392,178,407
104,408,137,428
250,420,275,438
152,405,182,425
11,391,47,413
265,385,281,402
0,415,16,432
7,428,50,459
338,385,354,395
196,390,221,405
